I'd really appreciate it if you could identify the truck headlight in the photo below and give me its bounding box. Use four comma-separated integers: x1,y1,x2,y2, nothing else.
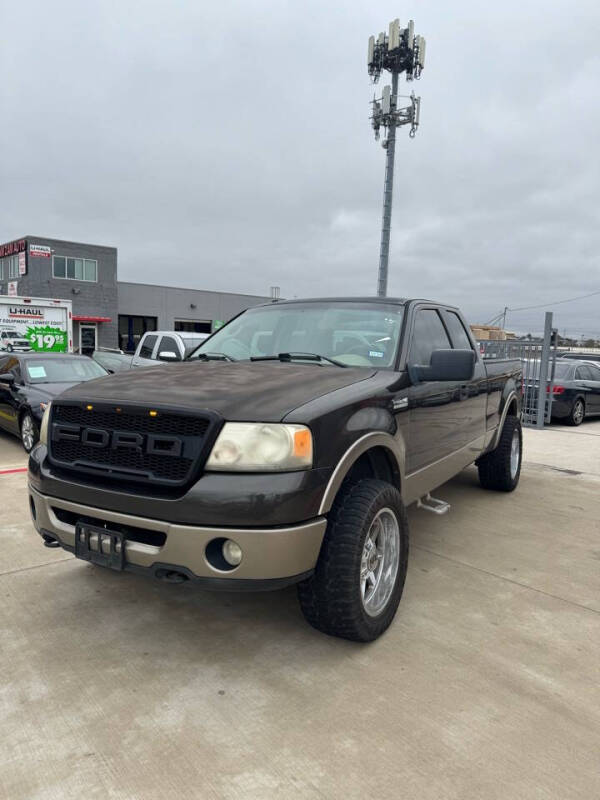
205,423,313,471
39,403,51,445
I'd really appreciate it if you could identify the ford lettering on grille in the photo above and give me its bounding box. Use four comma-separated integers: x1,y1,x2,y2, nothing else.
48,403,219,487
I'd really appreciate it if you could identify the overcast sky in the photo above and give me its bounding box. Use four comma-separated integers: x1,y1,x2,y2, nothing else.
2,0,599,336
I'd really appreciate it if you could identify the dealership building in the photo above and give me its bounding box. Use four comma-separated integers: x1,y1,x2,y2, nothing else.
0,236,272,354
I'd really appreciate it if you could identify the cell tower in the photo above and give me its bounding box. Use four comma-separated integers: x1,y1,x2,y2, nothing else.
368,18,426,297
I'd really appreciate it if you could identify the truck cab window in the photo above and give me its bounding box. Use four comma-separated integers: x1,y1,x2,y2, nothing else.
159,336,181,358
139,335,157,359
409,309,451,366
444,312,473,351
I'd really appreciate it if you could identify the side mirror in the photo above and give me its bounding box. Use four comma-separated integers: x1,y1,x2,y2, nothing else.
157,351,180,363
412,349,475,382
0,373,15,385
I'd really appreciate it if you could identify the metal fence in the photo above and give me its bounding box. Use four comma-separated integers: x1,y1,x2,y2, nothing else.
477,312,557,428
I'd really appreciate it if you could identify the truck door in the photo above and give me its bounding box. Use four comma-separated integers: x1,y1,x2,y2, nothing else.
404,307,486,478
132,333,159,368
439,309,487,451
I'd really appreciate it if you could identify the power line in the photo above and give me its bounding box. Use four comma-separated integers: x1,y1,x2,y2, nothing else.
483,287,600,327
508,288,600,313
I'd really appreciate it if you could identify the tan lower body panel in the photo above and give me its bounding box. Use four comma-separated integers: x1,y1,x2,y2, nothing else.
29,485,326,580
403,435,486,506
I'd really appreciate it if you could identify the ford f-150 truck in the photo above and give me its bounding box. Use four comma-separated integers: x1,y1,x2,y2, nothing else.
28,298,522,641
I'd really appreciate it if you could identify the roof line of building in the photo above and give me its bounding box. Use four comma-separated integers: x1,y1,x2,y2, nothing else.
117,280,272,300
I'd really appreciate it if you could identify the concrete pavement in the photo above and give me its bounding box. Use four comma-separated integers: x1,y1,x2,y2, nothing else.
1,422,599,799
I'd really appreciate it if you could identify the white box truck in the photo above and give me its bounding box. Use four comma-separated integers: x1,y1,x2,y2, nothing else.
0,296,73,353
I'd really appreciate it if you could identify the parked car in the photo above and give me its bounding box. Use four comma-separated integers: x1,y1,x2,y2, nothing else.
557,351,600,365
0,353,107,452
523,359,600,426
0,329,32,353
92,350,133,373
131,331,210,368
549,360,600,425
30,297,523,641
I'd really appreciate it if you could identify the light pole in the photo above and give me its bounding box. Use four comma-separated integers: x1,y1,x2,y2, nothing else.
368,19,426,296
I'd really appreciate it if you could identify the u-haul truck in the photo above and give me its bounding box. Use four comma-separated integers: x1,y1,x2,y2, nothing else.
0,296,73,353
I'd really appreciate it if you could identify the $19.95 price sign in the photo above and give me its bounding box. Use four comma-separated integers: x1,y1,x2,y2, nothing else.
26,326,68,353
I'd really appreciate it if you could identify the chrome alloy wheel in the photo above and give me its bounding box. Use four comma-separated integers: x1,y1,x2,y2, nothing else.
21,415,35,452
510,429,520,480
573,400,585,425
360,508,400,617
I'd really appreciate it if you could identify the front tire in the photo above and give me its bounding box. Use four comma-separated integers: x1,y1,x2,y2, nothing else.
477,415,522,492
297,479,409,642
7,344,13,353
565,398,585,426
20,412,39,453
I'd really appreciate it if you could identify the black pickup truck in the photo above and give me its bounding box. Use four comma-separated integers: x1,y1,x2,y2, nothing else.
29,298,522,641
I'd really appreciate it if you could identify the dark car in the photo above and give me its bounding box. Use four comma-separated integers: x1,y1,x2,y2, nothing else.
92,350,133,373
525,359,600,425
557,351,600,365
549,360,600,425
0,353,107,452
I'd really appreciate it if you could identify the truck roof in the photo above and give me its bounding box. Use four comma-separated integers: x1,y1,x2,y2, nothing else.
255,296,457,309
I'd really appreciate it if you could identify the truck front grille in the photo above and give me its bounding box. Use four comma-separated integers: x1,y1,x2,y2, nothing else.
48,403,220,488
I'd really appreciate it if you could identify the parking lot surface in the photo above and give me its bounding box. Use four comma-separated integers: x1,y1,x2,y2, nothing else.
1,422,599,799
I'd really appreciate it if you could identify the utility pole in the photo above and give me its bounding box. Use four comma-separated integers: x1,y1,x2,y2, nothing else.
368,19,426,297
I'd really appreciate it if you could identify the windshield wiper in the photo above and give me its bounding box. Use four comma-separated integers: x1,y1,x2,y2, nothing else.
250,352,347,368
192,352,236,362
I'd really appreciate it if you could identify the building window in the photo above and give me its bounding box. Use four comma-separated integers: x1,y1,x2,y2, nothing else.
53,255,97,282
118,314,158,353
0,255,20,280
174,319,212,334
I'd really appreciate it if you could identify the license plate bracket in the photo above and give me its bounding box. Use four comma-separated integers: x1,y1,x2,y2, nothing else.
75,522,125,571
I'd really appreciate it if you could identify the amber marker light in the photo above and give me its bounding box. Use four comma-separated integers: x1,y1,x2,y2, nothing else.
149,410,158,417
86,404,93,411
293,429,312,459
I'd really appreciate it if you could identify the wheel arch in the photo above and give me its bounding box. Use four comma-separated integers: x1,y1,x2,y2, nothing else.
318,433,405,515
489,389,519,451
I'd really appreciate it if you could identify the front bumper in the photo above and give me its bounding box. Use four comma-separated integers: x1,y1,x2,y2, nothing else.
29,485,327,589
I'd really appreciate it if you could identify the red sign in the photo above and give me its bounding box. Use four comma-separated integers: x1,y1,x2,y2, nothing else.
0,239,26,258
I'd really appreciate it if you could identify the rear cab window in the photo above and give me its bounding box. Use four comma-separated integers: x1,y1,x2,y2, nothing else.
443,311,474,351
139,335,158,359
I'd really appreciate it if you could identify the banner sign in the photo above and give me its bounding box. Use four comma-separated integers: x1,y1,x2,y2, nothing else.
7,282,18,297
0,304,69,352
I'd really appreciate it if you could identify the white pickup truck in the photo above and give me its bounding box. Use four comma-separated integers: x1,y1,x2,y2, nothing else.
131,330,209,367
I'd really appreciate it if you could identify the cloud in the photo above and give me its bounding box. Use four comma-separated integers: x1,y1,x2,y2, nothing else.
1,0,599,336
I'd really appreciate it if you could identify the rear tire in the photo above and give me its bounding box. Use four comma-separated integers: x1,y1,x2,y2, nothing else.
297,479,409,642
565,398,585,427
477,415,522,492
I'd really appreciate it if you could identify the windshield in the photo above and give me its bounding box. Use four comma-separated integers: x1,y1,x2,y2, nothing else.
2,331,21,338
188,302,405,368
24,357,107,384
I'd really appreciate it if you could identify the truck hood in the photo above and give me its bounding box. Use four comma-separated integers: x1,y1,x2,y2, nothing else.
56,360,377,421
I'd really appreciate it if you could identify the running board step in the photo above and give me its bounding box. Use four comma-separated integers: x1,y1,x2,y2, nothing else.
416,494,451,515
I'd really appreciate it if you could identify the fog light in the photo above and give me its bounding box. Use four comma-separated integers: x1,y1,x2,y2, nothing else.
222,539,242,566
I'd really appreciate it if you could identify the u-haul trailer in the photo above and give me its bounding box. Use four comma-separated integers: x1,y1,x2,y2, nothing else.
0,296,73,353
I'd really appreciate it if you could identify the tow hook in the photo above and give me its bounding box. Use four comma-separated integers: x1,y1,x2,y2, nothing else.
42,534,60,548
